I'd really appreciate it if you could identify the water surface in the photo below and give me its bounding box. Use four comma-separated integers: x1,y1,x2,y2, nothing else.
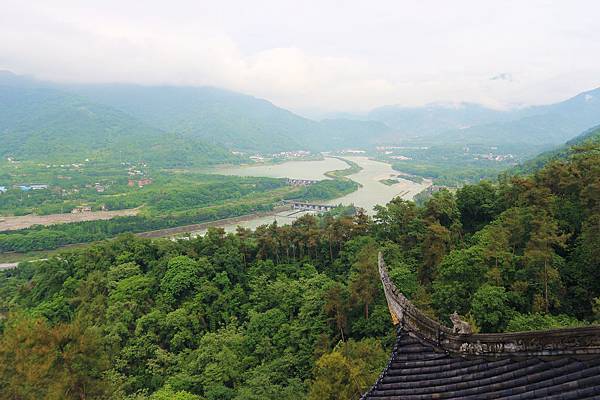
213,157,348,180
194,156,431,235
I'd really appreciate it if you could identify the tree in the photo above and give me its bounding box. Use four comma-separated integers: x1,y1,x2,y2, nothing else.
420,222,451,285
431,247,486,318
456,181,500,233
348,243,380,319
324,284,349,341
149,384,203,400
506,313,587,332
524,213,567,313
160,256,205,306
308,339,387,400
0,315,111,400
373,198,420,246
422,189,462,233
470,285,513,333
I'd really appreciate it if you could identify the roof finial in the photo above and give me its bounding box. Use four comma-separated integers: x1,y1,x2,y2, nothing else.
450,311,472,335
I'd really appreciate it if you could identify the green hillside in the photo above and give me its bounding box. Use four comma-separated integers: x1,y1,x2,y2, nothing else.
0,85,237,166
72,84,312,152
511,125,600,175
72,84,391,152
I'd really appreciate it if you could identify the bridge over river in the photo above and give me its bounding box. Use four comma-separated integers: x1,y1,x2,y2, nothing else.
284,201,336,212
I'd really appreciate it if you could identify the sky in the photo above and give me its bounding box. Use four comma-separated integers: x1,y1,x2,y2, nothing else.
1,0,599,115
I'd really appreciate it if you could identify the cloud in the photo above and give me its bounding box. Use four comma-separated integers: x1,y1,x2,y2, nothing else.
490,73,513,82
0,4,399,112
1,0,600,114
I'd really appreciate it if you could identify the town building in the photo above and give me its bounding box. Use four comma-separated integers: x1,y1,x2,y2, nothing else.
128,178,153,187
71,206,92,214
362,253,600,399
15,184,48,191
137,178,152,187
286,178,319,186
30,184,48,190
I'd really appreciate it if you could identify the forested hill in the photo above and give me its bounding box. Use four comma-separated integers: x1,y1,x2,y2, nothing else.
0,84,237,166
512,124,600,174
0,71,391,154
1,133,599,399
69,84,391,152
2,70,599,156
70,84,314,152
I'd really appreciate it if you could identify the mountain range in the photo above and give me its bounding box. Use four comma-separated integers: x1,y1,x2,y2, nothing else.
365,88,600,148
0,70,599,165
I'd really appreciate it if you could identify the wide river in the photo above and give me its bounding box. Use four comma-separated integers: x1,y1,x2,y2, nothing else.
196,156,431,234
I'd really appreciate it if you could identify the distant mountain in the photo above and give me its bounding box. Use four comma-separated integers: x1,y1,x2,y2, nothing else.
366,88,600,150
0,71,390,163
2,70,599,161
0,84,236,166
314,118,392,148
367,102,509,137
68,84,391,152
512,124,600,174
69,84,312,152
440,88,600,147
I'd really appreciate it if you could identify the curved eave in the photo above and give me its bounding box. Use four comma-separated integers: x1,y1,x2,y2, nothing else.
378,252,600,357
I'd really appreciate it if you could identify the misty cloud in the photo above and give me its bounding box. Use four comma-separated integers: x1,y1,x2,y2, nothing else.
490,73,513,82
1,0,599,114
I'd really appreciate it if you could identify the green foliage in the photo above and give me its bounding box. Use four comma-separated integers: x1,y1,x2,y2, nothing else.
456,181,500,232
0,165,356,252
308,339,388,400
506,313,587,332
470,285,513,332
149,385,203,400
0,316,111,399
0,137,599,400
0,86,237,166
432,247,486,318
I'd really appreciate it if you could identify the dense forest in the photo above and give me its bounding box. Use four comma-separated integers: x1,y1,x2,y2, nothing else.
1,139,599,399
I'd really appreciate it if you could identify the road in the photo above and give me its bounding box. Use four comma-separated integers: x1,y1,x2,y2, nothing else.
0,258,47,270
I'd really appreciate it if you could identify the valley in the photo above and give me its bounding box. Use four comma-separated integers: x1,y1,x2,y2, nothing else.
185,156,431,236
2,4,600,399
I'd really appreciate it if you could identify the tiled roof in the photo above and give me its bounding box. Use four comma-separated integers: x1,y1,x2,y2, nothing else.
362,253,600,400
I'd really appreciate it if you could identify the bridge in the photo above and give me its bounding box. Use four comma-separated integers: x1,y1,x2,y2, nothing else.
285,201,336,212
286,178,320,186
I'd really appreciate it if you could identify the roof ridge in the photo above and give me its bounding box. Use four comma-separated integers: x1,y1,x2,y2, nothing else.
378,252,600,357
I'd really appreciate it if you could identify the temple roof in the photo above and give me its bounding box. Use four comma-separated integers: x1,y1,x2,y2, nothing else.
361,253,600,399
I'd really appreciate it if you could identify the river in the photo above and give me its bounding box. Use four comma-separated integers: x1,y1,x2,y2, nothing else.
188,156,430,236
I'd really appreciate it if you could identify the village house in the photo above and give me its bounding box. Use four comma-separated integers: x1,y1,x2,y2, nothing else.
71,206,92,214
138,178,152,187
128,178,153,188
16,184,48,191
30,184,48,190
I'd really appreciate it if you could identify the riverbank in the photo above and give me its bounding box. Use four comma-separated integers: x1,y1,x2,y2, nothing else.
0,208,140,231
137,206,293,238
324,157,363,180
